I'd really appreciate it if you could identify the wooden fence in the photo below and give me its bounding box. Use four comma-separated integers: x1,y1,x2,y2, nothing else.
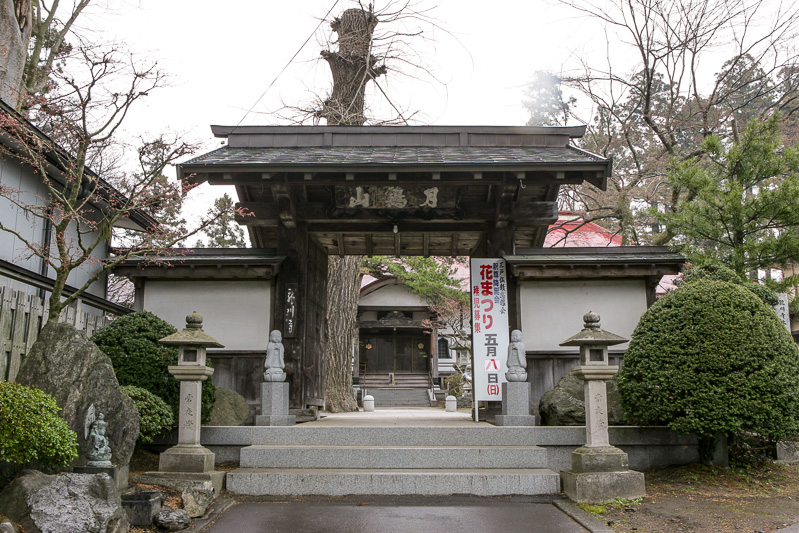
0,285,110,382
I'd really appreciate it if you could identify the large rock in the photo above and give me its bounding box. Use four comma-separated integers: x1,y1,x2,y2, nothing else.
16,322,139,468
207,387,250,426
539,368,626,426
0,470,128,533
154,508,191,531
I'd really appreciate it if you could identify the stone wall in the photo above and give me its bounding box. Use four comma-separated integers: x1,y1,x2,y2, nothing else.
156,426,699,471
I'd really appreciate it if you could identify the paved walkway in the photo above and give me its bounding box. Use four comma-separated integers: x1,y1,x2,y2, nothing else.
305,407,485,427
198,409,606,532
200,498,591,533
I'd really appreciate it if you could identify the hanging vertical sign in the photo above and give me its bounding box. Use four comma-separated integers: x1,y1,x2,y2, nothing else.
470,258,510,402
285,283,298,338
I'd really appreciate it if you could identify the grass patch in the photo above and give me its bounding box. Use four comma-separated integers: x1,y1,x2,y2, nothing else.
578,503,607,516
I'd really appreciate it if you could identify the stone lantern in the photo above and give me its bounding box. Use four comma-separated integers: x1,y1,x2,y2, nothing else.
142,312,225,495
558,311,645,503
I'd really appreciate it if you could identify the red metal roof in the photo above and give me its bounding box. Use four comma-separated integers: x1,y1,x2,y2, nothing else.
544,212,623,248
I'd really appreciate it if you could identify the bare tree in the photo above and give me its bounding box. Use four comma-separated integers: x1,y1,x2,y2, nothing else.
0,0,32,107
539,0,799,245
0,44,240,322
20,0,92,108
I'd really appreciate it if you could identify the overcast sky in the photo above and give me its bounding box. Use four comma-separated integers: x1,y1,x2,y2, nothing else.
73,0,609,222
90,1,607,137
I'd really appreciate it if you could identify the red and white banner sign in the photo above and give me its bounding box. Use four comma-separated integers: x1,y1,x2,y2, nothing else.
470,258,510,401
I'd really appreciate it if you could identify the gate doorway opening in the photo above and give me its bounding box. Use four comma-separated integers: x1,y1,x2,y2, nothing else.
359,329,430,374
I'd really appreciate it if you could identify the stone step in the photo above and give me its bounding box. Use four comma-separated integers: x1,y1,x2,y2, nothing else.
360,373,431,388
367,389,431,407
239,426,540,447
239,445,549,469
226,468,560,496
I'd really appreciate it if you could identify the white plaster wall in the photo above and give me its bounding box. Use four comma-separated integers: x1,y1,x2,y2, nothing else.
359,282,427,307
0,157,107,298
519,279,648,351
0,157,48,274
143,280,272,351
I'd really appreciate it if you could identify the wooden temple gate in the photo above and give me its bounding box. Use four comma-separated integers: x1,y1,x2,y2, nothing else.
178,125,612,409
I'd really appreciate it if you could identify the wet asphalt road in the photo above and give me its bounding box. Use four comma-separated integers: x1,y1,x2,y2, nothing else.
201,499,588,533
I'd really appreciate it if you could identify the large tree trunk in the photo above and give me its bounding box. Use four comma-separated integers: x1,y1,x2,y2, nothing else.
0,0,32,107
324,255,361,412
321,6,382,412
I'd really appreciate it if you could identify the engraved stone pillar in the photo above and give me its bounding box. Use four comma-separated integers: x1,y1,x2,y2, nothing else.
136,313,225,496
559,312,646,503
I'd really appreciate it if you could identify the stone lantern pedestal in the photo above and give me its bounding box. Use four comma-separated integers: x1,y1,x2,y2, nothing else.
559,312,645,503
137,312,225,497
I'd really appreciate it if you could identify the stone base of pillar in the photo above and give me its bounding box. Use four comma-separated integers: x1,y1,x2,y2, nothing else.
73,464,128,490
257,382,295,426
136,471,225,498
255,414,296,426
561,469,645,503
561,445,645,502
158,444,216,473
494,381,536,426
570,446,629,472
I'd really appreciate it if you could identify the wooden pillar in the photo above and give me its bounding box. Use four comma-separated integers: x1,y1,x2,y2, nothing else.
275,222,328,409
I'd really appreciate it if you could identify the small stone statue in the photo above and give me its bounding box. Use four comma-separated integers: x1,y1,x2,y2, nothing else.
86,412,112,466
505,329,527,382
263,330,286,382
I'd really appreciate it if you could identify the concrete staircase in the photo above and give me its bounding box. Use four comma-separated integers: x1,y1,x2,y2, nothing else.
360,373,434,407
226,426,560,496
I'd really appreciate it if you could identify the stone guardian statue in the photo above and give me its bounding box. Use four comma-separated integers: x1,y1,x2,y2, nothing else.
85,406,112,466
263,330,286,382
505,329,527,382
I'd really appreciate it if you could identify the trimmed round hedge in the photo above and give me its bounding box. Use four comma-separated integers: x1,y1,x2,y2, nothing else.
92,311,215,424
0,381,77,466
619,279,799,446
121,385,175,444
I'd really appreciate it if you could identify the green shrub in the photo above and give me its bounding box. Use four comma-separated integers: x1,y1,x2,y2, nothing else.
0,381,77,466
92,311,215,423
121,385,174,443
678,264,779,305
618,280,799,463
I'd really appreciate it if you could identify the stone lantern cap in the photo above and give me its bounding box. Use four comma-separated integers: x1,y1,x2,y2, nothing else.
159,311,224,348
559,311,628,348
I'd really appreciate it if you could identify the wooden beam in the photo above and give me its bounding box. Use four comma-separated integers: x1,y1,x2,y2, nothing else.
450,233,459,257
311,222,488,233
337,233,345,257
511,201,558,226
394,232,401,256
366,234,373,257
423,233,430,257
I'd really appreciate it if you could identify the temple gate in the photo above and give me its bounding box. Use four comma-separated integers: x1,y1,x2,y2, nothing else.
177,124,612,409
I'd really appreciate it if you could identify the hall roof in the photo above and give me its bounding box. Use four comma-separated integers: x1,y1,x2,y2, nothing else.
178,125,613,255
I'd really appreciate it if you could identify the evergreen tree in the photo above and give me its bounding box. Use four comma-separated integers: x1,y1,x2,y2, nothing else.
659,115,799,280
193,193,246,248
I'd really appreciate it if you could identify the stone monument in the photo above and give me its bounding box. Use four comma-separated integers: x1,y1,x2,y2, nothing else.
73,405,125,489
494,329,536,426
256,330,295,426
137,312,225,496
559,312,646,503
